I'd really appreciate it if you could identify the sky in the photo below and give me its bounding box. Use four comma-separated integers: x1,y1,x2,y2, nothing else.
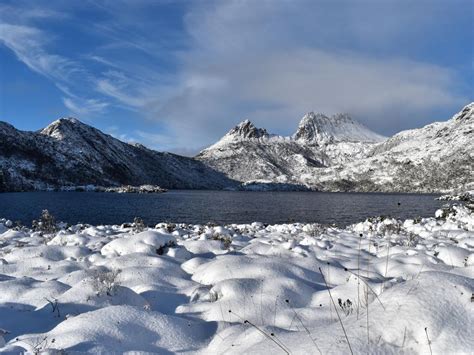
0,0,472,155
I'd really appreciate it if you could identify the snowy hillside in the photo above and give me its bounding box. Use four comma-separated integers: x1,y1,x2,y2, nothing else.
0,118,236,191
293,112,386,144
198,103,474,193
196,112,386,187
0,203,472,353
309,102,474,192
197,121,325,185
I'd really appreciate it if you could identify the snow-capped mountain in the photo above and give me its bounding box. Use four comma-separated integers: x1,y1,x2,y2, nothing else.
0,118,236,192
197,121,324,184
319,102,474,192
226,119,269,139
294,112,386,144
1,103,472,193
198,103,473,192
197,112,386,185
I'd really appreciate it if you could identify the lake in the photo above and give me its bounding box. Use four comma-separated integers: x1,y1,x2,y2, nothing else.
0,190,445,227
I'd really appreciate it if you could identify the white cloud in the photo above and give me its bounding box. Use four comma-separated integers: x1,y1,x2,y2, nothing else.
0,24,75,81
96,71,150,108
143,0,467,150
62,97,109,116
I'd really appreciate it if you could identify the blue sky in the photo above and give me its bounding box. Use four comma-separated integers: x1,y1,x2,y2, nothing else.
0,0,472,155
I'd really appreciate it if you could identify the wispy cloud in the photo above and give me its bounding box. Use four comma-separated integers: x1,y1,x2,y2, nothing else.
62,97,109,116
95,71,152,108
0,24,77,81
0,2,172,117
0,2,68,23
0,23,109,116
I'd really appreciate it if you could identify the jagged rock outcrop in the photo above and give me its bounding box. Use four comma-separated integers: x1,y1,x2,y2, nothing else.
227,119,269,139
294,112,385,144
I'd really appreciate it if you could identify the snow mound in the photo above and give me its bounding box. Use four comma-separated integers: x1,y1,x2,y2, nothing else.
101,230,176,257
3,305,215,353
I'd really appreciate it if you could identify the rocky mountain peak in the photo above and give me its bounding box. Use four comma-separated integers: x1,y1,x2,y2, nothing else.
294,112,329,143
40,117,101,141
227,119,268,139
453,102,474,122
294,112,385,144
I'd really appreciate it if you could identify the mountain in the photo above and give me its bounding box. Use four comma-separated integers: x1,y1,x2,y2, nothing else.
197,123,324,185
1,103,472,193
321,102,474,192
197,103,474,193
293,112,386,144
0,118,237,192
196,112,386,186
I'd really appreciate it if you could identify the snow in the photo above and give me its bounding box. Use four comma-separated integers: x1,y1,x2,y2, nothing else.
293,112,387,144
438,190,474,202
198,102,474,193
101,230,176,257
0,205,473,353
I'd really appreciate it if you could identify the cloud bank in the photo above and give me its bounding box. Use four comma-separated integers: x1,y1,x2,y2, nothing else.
0,0,470,153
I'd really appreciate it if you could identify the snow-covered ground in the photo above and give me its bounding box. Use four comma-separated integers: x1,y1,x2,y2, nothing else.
0,205,472,354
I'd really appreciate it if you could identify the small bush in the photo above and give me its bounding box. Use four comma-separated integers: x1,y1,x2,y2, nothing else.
93,269,121,296
132,217,146,233
404,232,419,247
165,223,177,233
212,234,232,249
380,221,402,236
32,210,57,235
45,297,61,318
13,220,25,231
305,224,325,238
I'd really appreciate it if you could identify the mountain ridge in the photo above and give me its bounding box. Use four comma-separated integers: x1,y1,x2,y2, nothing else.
197,103,473,192
0,118,238,192
197,111,388,180
1,103,472,193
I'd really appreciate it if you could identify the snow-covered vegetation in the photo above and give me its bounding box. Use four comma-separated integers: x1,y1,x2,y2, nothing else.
0,204,472,353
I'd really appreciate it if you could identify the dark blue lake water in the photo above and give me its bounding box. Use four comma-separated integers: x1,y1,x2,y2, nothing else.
0,190,443,226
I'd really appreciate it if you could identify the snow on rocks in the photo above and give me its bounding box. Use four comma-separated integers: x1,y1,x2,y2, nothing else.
438,190,474,202
0,205,473,353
